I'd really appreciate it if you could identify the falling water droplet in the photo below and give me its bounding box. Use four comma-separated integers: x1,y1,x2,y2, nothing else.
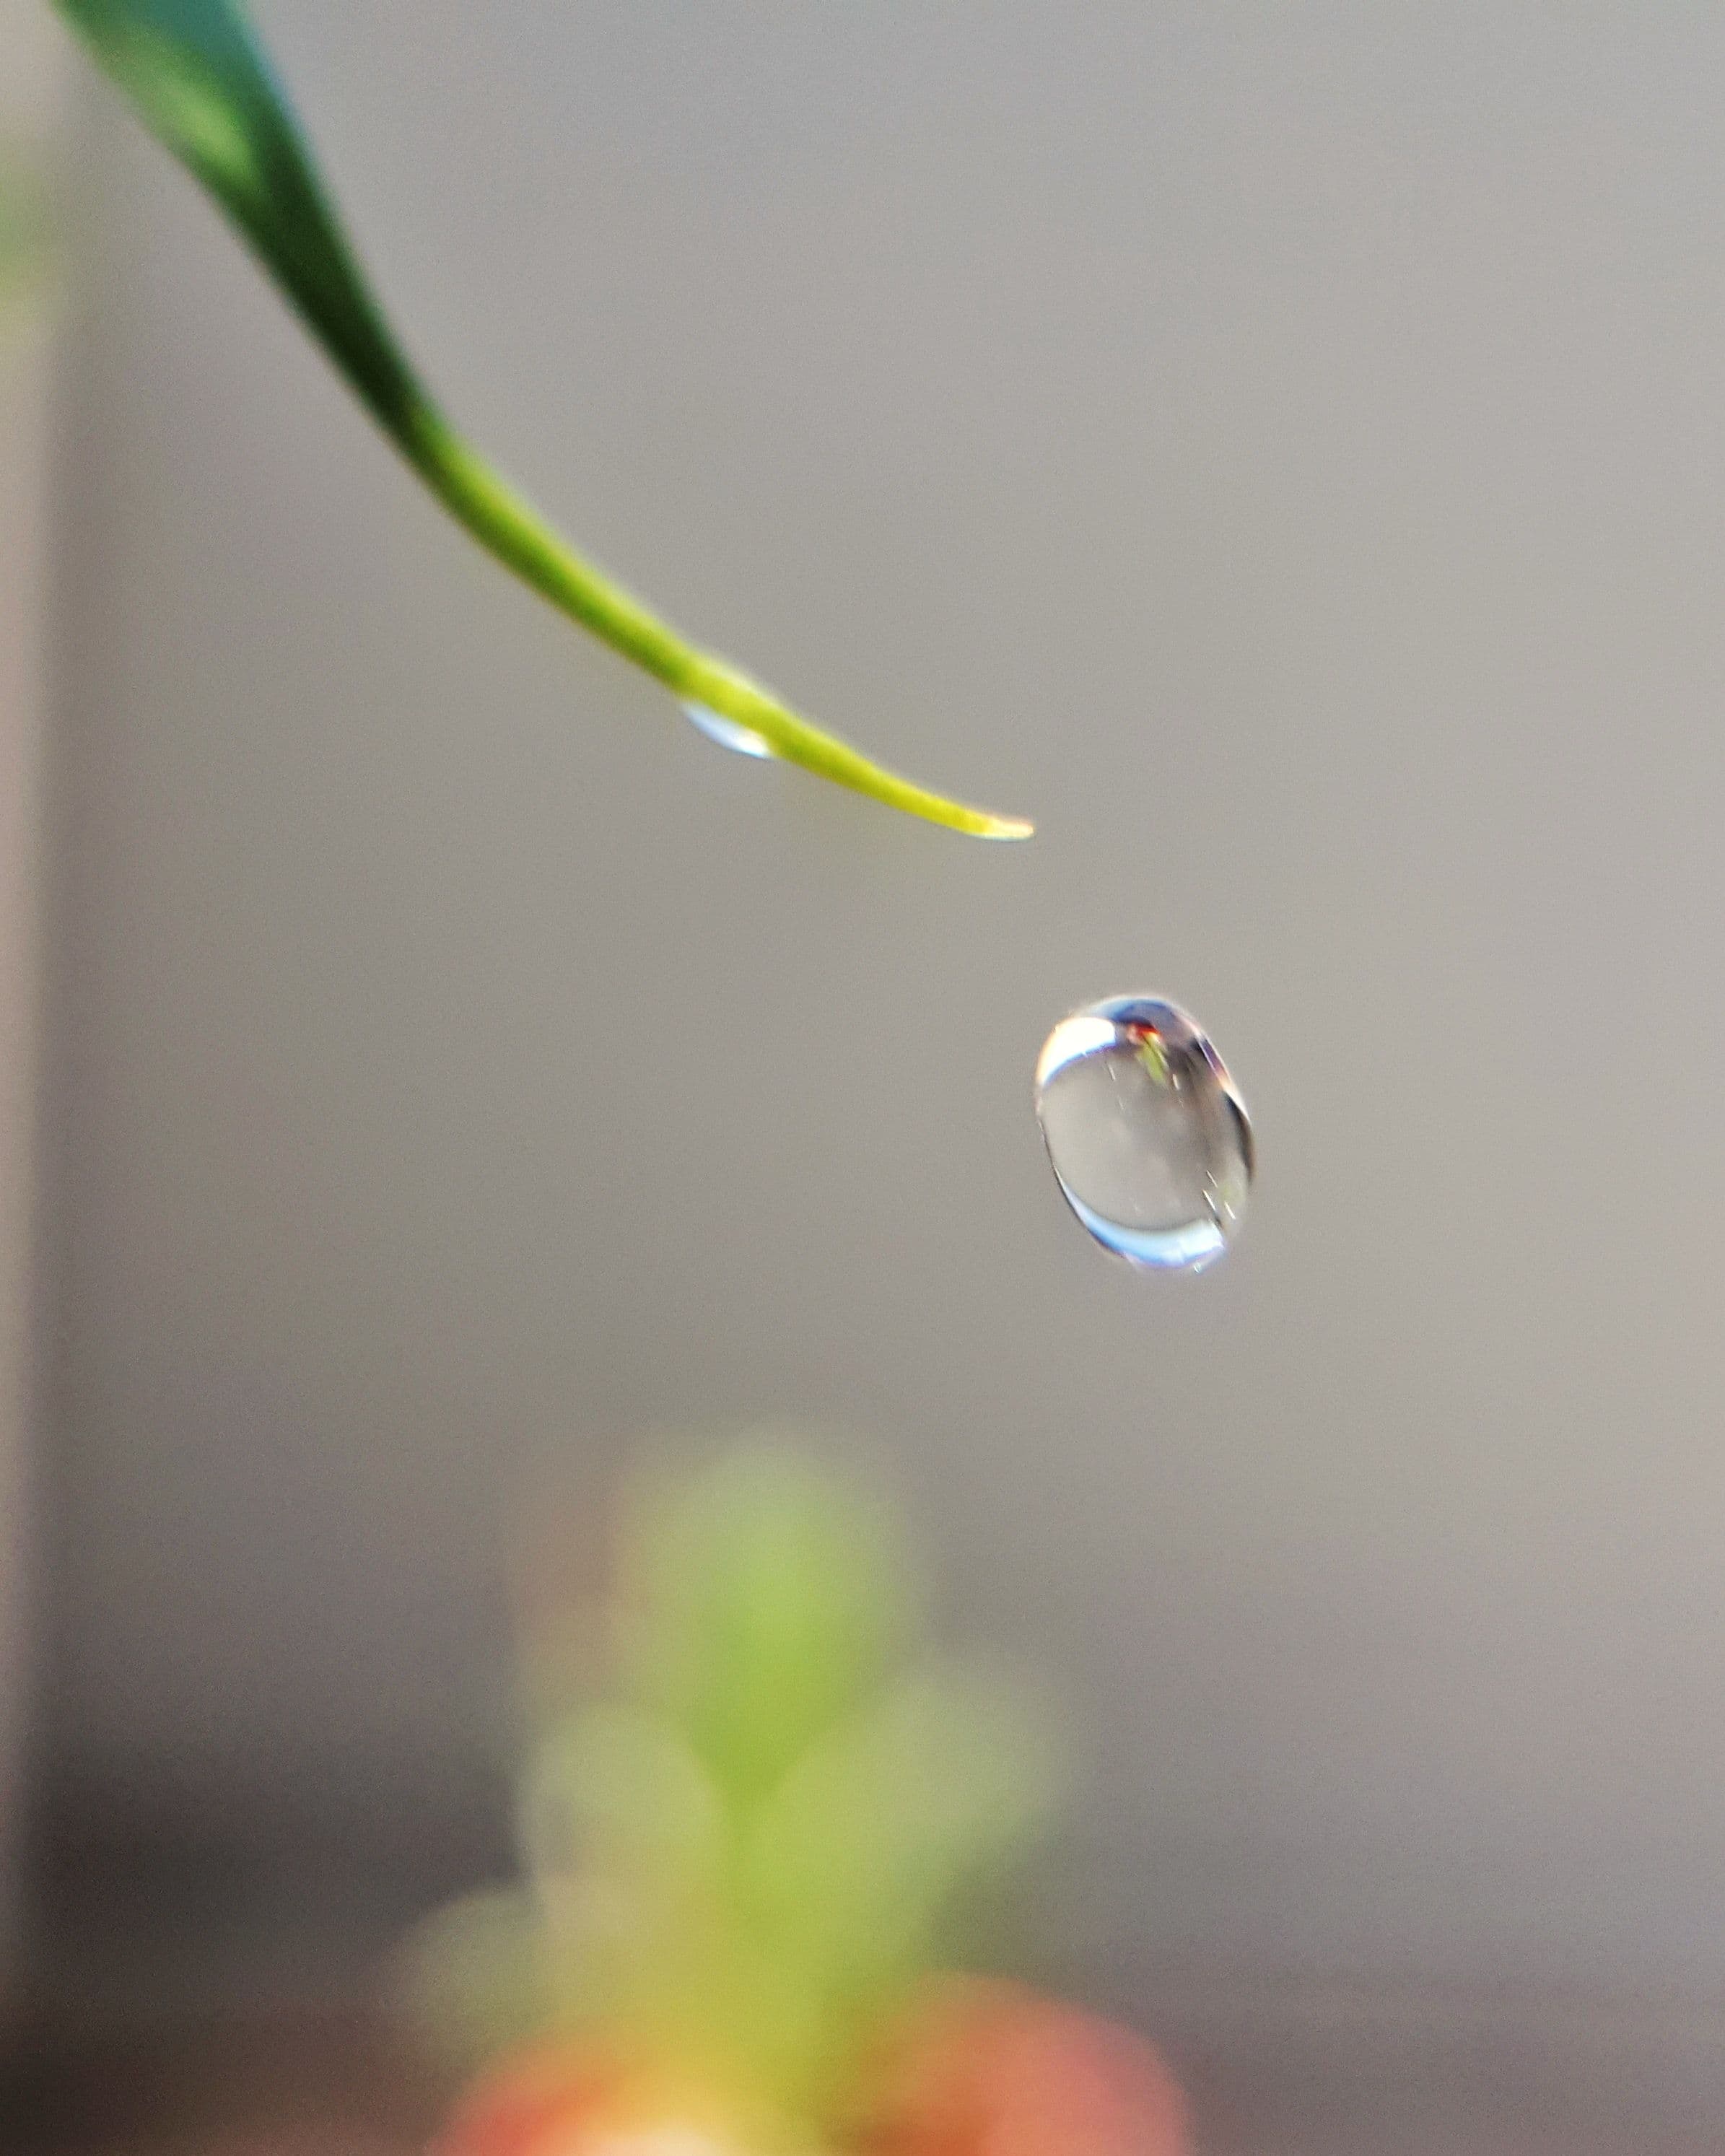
682,701,777,760
1034,995,1252,1272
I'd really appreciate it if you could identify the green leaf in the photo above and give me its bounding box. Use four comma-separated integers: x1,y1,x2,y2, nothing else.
516,1703,734,2043
53,0,1033,839
519,1703,726,1898
745,1668,1057,2007
618,1444,914,1806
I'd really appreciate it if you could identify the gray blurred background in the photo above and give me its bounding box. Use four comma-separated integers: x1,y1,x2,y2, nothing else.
19,0,1725,2066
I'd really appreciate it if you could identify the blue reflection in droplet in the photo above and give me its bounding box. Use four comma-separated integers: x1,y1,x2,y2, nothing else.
682,701,776,760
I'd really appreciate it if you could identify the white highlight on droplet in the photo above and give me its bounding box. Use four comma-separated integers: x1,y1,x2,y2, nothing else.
682,701,776,759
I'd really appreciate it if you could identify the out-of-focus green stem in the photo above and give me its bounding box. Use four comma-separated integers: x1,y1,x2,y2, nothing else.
0,155,49,318
51,0,1033,840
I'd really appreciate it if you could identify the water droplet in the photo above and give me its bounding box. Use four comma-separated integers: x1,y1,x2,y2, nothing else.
682,702,777,760
1034,995,1252,1272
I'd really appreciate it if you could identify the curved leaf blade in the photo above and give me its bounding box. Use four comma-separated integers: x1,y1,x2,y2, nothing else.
53,0,1033,839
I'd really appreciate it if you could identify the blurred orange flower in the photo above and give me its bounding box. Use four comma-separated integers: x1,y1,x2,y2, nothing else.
433,2047,758,2156
868,1983,1191,2156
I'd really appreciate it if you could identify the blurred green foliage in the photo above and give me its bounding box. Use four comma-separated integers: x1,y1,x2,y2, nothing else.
0,155,49,325
409,1444,1057,2134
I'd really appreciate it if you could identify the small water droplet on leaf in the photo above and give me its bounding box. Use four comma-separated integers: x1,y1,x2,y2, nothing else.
682,701,777,760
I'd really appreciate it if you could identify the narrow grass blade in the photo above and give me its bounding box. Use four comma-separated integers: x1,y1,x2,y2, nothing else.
53,0,1032,839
